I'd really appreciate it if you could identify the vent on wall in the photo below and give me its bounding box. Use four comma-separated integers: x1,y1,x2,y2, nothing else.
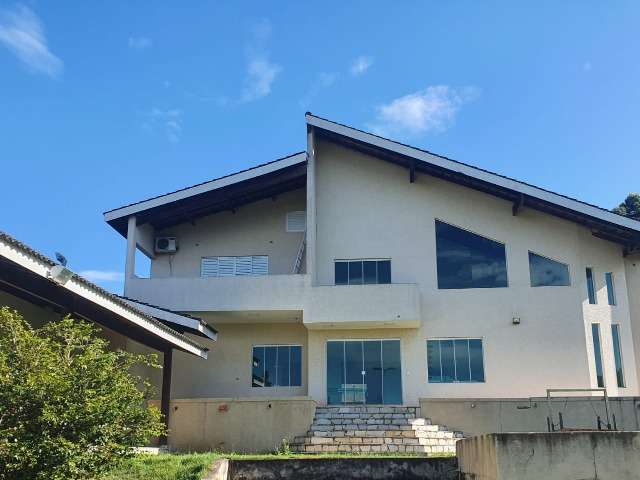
201,256,268,277
286,211,306,232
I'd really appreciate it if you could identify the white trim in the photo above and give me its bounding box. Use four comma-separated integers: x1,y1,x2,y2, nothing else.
122,300,218,341
104,152,307,222
0,237,208,359
306,114,640,234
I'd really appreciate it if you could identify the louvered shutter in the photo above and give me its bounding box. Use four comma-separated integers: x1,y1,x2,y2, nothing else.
218,256,236,276
235,256,253,275
286,211,306,232
252,256,269,275
201,257,219,277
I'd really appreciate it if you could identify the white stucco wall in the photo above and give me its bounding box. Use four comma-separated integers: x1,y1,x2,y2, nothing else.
151,188,306,278
310,138,638,403
625,254,640,390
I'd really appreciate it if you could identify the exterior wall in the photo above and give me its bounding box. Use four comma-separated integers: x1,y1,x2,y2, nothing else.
312,138,639,400
150,188,306,279
625,253,640,392
152,397,316,453
171,322,308,399
420,397,640,436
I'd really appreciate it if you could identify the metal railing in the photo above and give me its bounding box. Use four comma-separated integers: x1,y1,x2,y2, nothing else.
546,388,617,432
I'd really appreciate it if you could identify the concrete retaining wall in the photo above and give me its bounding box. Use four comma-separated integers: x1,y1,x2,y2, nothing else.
457,432,640,480
421,397,640,436
152,397,316,453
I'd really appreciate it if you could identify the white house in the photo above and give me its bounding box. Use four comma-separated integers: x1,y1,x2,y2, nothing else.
102,113,640,452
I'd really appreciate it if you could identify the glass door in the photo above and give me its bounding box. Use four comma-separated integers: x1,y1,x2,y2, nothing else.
326,340,402,405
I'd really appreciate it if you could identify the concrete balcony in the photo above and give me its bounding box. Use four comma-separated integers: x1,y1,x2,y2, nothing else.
125,274,309,314
303,283,421,329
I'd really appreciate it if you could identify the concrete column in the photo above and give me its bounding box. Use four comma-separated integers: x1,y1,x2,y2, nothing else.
125,215,137,280
306,126,317,285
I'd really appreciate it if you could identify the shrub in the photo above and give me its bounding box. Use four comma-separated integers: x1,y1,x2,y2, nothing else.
0,307,166,480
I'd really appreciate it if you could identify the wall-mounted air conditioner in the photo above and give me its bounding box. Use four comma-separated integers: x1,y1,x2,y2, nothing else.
155,237,178,254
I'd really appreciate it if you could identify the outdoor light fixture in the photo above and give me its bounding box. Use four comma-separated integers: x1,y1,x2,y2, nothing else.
512,317,521,325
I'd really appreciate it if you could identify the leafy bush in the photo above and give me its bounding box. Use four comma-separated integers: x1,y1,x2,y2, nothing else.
0,307,166,480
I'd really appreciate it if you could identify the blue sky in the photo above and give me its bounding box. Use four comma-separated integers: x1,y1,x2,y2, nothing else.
1,1,638,293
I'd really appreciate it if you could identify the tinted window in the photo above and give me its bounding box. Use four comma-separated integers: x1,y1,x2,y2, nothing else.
427,339,485,383
435,221,507,289
605,273,616,306
290,346,302,387
252,346,265,387
611,325,625,388
363,261,377,284
348,261,363,285
586,268,596,304
591,324,604,388
377,260,391,284
335,260,391,285
529,252,570,287
335,262,348,285
252,345,302,388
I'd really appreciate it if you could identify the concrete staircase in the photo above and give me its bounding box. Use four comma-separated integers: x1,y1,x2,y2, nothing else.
291,406,463,454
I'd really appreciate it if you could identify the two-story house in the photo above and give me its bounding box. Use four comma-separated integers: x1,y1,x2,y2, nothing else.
104,113,640,452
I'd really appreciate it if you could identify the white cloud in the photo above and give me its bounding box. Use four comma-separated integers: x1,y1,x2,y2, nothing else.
0,4,63,78
369,85,479,137
143,108,183,143
128,36,152,50
79,270,124,282
299,72,339,108
350,55,373,76
241,19,281,102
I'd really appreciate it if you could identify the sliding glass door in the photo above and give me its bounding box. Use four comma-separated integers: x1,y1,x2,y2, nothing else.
327,340,402,405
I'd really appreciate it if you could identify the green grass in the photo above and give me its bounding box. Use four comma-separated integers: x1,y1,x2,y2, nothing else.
104,451,454,480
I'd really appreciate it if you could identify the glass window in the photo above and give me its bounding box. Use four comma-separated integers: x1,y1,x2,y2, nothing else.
591,324,604,388
586,268,596,304
611,325,625,388
335,260,392,285
251,345,302,388
435,220,508,289
427,338,485,383
605,273,616,306
529,252,570,287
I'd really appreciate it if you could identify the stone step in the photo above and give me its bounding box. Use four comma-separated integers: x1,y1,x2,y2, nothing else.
315,406,419,415
291,443,457,454
310,423,447,433
312,416,431,425
314,413,421,421
294,435,460,446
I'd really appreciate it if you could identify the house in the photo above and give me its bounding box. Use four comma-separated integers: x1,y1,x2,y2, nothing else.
102,113,640,452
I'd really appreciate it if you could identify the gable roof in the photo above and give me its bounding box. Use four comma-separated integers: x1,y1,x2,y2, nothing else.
104,152,306,237
0,230,209,358
306,113,640,247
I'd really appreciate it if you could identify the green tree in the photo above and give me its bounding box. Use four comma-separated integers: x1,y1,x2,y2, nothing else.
0,307,166,480
612,193,640,220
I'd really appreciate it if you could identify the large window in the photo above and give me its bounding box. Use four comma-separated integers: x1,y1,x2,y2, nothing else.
435,220,508,289
586,268,596,304
591,324,604,388
201,256,268,277
252,345,302,387
605,273,616,306
335,259,391,285
427,338,485,383
611,324,625,388
528,252,570,287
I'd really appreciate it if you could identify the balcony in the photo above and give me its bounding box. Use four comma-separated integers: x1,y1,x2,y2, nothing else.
303,283,421,329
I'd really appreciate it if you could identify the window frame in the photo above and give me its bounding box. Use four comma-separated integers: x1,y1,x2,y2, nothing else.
527,251,571,287
586,267,597,304
334,259,392,285
605,272,616,306
251,344,302,388
434,219,509,290
611,324,625,388
426,337,486,384
591,324,605,388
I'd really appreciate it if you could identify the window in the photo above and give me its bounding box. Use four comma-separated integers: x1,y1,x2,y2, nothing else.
586,268,596,304
611,325,625,388
201,256,268,277
605,273,616,306
528,252,570,287
427,339,485,383
335,260,391,285
591,324,604,388
286,211,306,232
435,220,508,289
252,345,302,387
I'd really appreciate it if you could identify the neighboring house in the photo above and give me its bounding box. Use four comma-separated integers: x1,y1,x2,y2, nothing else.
101,113,640,450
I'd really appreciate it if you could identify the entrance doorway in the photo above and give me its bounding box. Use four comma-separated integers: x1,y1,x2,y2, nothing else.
326,339,402,405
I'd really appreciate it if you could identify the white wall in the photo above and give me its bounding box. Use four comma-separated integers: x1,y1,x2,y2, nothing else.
625,253,640,390
310,138,638,402
151,188,306,278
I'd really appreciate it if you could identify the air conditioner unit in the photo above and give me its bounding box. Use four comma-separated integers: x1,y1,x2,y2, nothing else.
155,237,178,254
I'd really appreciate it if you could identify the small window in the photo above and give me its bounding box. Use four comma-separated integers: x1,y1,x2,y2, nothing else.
435,220,508,289
591,324,604,388
528,252,570,287
605,273,616,306
611,325,625,388
427,338,485,383
252,345,302,387
286,211,306,232
586,268,596,304
334,259,391,285
201,256,268,277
